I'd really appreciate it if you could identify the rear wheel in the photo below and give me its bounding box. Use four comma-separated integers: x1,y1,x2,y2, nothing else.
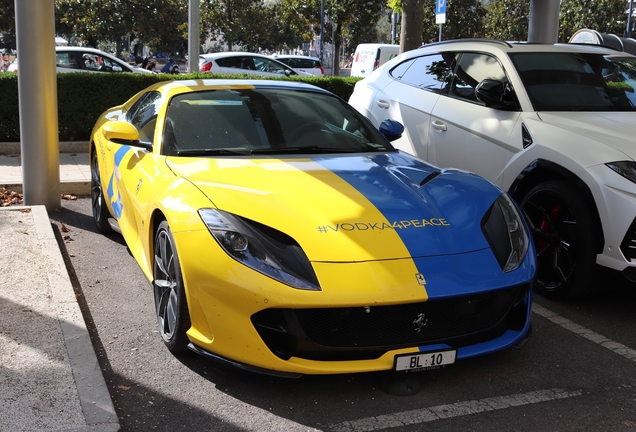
90,149,112,232
153,221,191,353
520,180,598,299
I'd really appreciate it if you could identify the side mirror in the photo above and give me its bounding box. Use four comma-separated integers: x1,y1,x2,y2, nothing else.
379,119,404,142
102,121,152,151
475,79,516,109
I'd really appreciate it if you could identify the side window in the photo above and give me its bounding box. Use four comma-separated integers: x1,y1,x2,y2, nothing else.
450,53,508,103
284,58,299,68
128,91,162,143
216,57,242,68
254,58,286,74
391,53,454,94
81,52,126,73
56,52,81,69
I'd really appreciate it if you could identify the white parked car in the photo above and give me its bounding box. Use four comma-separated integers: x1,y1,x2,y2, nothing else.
9,46,152,74
199,52,312,77
271,54,325,76
349,39,636,299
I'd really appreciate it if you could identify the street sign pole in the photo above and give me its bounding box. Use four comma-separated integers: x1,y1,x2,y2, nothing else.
435,0,446,42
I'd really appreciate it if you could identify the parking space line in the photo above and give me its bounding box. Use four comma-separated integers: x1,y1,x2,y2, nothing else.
328,388,581,431
532,303,636,362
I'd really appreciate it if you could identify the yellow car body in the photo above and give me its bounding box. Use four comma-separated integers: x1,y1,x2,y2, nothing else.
90,79,535,376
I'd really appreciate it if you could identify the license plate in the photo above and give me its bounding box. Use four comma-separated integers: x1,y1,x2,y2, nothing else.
394,350,456,372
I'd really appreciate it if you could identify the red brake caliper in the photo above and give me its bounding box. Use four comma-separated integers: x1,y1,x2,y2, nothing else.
537,204,561,252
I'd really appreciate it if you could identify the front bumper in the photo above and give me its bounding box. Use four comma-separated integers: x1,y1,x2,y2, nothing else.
176,230,534,375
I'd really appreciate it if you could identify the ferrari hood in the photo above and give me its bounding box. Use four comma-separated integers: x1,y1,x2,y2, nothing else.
537,112,636,160
165,152,502,262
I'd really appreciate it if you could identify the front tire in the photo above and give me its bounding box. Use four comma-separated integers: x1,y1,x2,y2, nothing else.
153,221,191,353
91,149,112,232
520,180,598,299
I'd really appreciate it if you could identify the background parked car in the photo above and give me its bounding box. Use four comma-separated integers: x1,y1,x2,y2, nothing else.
8,46,152,74
199,52,311,77
349,38,636,299
271,54,325,76
350,43,399,77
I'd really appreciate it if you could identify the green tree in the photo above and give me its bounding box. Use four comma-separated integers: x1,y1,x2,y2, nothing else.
267,0,385,74
56,0,134,56
267,0,312,51
0,0,15,50
484,0,529,41
56,0,187,57
559,0,627,42
421,0,486,44
132,0,188,55
201,0,255,51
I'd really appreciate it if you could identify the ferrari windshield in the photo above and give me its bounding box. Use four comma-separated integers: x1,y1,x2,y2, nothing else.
161,88,395,156
509,52,636,111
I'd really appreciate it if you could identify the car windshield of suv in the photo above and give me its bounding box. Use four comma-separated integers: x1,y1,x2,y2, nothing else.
509,52,636,111
161,88,395,156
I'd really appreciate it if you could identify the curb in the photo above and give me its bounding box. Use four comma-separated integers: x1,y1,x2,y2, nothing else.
0,141,92,196
0,181,91,197
4,205,121,431
0,141,90,155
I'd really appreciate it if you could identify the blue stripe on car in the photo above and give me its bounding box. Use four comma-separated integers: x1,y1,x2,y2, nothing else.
314,152,534,298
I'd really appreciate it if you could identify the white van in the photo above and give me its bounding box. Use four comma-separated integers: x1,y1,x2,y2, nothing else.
350,44,399,77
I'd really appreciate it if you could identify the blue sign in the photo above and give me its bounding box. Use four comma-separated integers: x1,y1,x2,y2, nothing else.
436,0,446,14
436,0,446,24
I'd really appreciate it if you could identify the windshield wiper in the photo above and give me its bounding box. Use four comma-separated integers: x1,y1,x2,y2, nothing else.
176,148,250,156
250,146,358,155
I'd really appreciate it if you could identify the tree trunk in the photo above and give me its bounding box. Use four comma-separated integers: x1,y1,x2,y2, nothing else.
116,37,123,58
333,22,342,76
400,0,424,53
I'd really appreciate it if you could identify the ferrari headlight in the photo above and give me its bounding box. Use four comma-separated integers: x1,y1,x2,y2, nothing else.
481,194,529,273
606,161,636,184
199,209,320,291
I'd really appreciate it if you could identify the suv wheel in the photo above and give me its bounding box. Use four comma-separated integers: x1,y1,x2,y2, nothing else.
520,180,598,299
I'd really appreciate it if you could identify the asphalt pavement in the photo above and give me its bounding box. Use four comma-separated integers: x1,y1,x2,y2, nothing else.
0,144,116,431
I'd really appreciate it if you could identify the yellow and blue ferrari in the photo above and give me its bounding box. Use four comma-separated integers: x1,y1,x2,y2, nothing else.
90,79,535,377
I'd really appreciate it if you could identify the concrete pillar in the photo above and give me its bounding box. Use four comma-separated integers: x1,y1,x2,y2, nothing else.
15,0,60,210
188,0,200,73
528,0,560,43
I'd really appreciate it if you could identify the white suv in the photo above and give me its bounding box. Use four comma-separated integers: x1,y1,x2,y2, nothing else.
349,39,636,299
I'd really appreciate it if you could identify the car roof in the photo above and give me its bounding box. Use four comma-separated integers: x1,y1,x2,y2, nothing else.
415,38,628,56
200,52,272,59
55,46,114,55
146,78,332,95
273,54,321,61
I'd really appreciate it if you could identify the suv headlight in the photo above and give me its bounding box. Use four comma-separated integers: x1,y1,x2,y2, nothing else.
481,194,530,273
199,209,320,291
606,161,636,184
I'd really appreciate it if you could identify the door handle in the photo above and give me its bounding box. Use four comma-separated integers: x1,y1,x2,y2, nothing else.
432,120,447,131
376,100,390,109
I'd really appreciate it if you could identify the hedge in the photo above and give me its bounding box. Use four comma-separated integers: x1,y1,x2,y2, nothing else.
0,72,363,142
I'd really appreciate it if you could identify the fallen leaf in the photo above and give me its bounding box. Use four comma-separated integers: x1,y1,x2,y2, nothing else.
61,224,70,233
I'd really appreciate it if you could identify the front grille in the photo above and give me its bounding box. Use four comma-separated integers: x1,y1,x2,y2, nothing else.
251,285,529,361
620,217,636,261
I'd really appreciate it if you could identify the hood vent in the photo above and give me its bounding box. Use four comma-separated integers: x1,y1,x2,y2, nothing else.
419,171,441,187
521,124,533,149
